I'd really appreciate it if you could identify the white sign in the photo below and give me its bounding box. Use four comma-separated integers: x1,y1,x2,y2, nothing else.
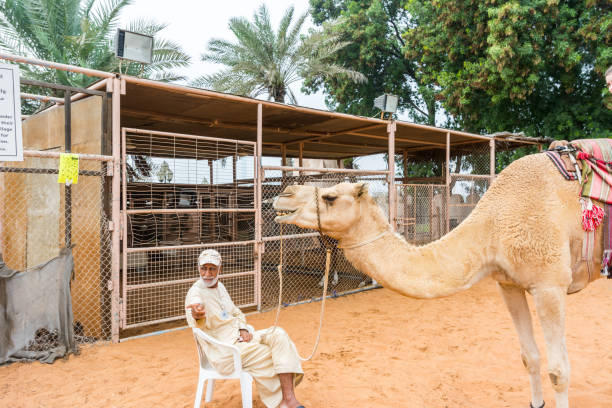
0,63,22,161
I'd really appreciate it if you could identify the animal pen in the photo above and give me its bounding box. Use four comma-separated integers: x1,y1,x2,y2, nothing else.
0,54,539,351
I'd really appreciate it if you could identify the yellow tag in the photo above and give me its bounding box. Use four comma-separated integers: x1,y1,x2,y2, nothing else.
58,153,79,185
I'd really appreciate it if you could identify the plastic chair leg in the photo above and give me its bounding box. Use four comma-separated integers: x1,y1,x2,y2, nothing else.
204,378,215,403
240,374,253,408
194,375,205,408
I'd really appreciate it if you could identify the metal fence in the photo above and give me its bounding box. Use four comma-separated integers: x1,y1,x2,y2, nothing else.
0,150,113,347
448,140,493,230
259,167,389,311
120,128,257,329
395,184,448,244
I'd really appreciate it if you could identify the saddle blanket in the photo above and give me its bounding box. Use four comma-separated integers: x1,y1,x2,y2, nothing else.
572,139,612,204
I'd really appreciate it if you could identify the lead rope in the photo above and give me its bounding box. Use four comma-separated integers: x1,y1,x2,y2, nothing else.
268,187,331,361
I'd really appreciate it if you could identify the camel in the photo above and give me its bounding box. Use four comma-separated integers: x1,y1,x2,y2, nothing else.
272,150,607,408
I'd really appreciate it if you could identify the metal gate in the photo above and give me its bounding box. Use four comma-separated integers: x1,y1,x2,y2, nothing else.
120,128,257,329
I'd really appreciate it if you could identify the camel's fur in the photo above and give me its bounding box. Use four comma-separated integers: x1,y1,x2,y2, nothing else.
272,151,604,408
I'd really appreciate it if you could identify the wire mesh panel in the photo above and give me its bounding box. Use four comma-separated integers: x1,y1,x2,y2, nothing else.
395,184,447,244
121,129,256,329
259,168,388,311
0,152,113,346
449,140,493,230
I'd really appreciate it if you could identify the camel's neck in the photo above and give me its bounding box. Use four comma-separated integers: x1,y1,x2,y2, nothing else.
337,201,496,299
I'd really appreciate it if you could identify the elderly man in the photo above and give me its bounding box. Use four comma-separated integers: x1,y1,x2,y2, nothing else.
185,249,305,408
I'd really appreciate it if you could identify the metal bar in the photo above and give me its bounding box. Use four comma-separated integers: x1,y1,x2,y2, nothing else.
262,165,388,175
449,173,493,179
121,127,129,334
126,239,257,253
449,203,479,208
21,78,107,96
70,78,109,103
23,149,113,161
123,127,256,146
490,138,496,178
111,77,122,343
122,302,259,330
64,90,72,248
0,52,114,78
209,159,215,237
21,92,64,104
262,232,320,241
0,167,103,176
255,103,263,311
125,271,256,291
445,132,450,234
298,143,303,176
232,154,237,241
126,208,255,215
387,121,396,229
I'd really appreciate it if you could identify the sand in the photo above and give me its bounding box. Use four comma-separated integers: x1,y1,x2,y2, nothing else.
2,278,611,408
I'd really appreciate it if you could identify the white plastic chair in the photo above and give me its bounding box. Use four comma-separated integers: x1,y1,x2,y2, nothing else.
192,327,254,408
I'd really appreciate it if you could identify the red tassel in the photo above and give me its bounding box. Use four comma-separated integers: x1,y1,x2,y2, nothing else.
582,205,605,231
577,151,591,160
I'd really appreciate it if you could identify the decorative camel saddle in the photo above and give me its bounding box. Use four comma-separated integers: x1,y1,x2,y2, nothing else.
546,138,612,279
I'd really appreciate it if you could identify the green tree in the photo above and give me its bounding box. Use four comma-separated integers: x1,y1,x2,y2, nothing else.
307,0,440,125
0,0,191,88
192,3,366,104
403,0,612,139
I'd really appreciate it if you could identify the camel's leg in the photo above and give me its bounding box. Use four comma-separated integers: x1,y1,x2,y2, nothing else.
498,283,544,408
532,286,570,408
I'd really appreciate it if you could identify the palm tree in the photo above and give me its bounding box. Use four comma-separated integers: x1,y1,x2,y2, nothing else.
192,4,366,104
0,0,190,88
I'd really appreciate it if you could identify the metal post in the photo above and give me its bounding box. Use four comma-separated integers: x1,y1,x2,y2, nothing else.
280,144,287,188
64,90,72,248
209,159,215,237
110,77,121,343
445,131,451,235
232,154,237,241
402,150,409,240
298,142,303,176
387,121,396,229
255,103,263,311
490,138,495,179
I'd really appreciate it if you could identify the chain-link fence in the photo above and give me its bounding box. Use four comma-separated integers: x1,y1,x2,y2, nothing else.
395,184,448,244
448,141,493,229
0,151,113,350
259,168,389,311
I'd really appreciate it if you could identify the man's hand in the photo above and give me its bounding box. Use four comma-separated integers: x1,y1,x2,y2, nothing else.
186,303,206,320
238,329,252,342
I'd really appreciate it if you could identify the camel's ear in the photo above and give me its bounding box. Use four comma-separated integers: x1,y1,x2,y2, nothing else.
353,182,368,198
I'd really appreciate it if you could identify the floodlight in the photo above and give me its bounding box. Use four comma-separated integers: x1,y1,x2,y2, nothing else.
373,94,399,114
114,29,154,64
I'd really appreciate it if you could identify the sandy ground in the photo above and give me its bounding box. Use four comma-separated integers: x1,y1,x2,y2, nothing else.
2,278,612,408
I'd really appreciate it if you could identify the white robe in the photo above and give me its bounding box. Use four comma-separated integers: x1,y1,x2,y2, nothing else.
185,280,303,408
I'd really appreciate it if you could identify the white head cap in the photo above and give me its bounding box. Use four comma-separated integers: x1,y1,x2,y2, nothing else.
198,249,222,267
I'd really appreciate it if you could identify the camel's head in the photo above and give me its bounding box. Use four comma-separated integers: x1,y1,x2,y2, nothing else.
272,182,370,239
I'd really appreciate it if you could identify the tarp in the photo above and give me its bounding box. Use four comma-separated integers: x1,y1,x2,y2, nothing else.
0,248,77,365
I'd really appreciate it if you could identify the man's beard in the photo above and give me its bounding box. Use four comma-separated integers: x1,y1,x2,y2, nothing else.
201,276,218,288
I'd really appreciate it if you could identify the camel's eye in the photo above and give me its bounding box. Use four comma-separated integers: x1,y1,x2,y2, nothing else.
322,195,337,203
